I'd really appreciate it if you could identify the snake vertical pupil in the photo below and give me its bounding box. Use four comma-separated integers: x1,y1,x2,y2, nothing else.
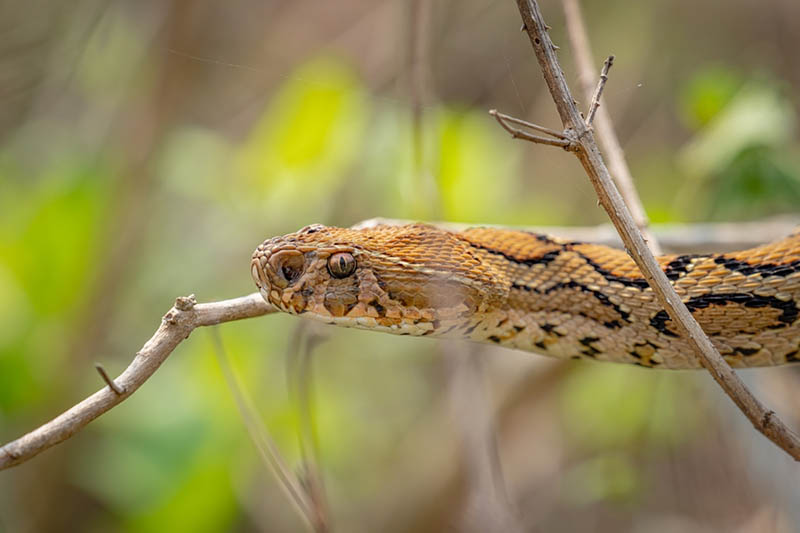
328,252,356,278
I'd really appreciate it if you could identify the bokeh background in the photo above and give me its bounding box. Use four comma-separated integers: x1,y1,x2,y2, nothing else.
2,0,800,531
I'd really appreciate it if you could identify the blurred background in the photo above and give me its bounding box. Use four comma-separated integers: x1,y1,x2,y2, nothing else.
1,0,800,531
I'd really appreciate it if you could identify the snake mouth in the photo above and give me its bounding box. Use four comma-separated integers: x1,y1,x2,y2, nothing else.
250,256,271,299
250,258,263,285
251,255,287,311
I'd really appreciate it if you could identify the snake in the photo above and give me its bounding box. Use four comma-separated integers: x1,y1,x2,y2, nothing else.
251,223,800,369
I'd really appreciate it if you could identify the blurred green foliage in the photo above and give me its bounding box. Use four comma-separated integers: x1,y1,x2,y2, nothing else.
1,2,799,530
238,58,368,214
562,452,639,506
678,71,800,219
0,165,110,410
679,67,742,130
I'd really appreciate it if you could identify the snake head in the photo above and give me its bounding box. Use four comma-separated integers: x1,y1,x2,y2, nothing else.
251,224,353,317
251,223,503,336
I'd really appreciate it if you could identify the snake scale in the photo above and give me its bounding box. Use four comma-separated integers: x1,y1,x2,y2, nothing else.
252,223,800,369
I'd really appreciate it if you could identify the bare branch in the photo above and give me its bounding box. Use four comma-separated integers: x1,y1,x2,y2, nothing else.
585,55,613,126
512,0,800,460
489,109,575,149
407,0,441,217
561,0,660,253
0,293,275,471
353,216,800,254
4,214,799,472
490,109,569,139
94,363,124,396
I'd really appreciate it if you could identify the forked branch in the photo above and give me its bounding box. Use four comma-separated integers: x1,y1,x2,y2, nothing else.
560,0,659,252
5,214,797,472
0,293,275,470
489,109,574,149
498,0,800,460
2,0,798,473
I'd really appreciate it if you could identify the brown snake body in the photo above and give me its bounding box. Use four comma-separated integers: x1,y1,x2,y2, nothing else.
252,224,800,369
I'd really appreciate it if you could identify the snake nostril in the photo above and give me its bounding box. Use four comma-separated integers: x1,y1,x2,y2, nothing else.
281,264,301,283
269,251,306,288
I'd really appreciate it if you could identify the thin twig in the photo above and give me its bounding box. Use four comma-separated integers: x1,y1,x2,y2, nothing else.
489,110,574,149
585,55,613,126
353,216,800,254
210,328,316,531
512,0,800,460
443,343,523,532
414,359,571,530
94,363,124,396
407,0,441,218
560,0,660,254
3,216,799,471
288,322,331,533
490,109,569,139
0,293,275,471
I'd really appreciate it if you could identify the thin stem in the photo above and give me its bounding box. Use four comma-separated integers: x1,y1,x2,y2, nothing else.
489,110,574,149
560,0,660,253
514,0,800,460
210,328,316,530
490,109,569,139
288,323,332,532
352,217,800,253
585,55,614,126
0,293,274,470
94,363,125,396
3,217,800,476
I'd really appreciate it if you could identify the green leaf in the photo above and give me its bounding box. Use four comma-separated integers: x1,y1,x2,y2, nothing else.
562,453,639,505
679,82,795,178
679,67,742,130
434,108,521,223
237,57,368,219
559,364,698,451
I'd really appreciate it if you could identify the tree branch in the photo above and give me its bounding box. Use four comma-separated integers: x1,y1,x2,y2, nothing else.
584,55,613,127
0,293,275,471
94,363,125,396
354,217,800,254
506,0,800,460
560,0,660,253
490,109,570,140
490,109,576,148
4,211,800,470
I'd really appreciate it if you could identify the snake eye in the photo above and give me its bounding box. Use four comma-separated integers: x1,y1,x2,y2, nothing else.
328,252,356,279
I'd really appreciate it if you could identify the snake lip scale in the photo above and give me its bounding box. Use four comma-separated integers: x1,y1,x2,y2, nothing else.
252,223,800,369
